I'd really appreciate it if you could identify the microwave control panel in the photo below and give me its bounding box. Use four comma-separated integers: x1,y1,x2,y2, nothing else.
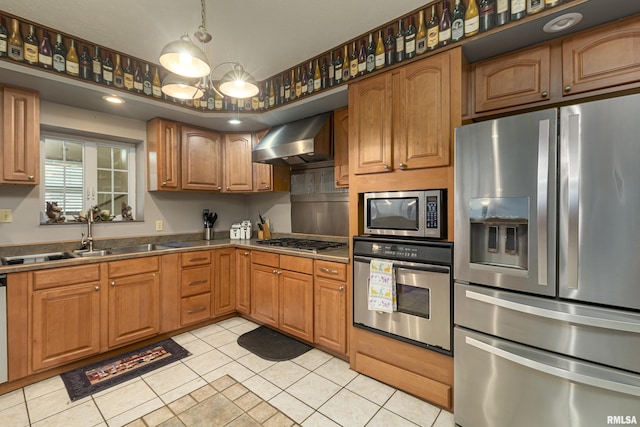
426,195,439,229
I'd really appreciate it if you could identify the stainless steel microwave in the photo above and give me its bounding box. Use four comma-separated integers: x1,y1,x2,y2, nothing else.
364,190,446,239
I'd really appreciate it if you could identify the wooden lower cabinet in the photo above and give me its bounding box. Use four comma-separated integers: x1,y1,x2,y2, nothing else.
314,260,348,355
180,251,212,326
235,249,252,314
214,248,236,316
251,252,314,342
30,264,107,372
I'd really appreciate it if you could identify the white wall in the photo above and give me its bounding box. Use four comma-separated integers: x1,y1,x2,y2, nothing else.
0,101,292,246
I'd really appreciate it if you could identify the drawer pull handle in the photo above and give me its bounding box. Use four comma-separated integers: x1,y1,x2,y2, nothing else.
187,306,207,314
320,267,339,275
244,252,250,256
188,280,208,286
189,257,208,262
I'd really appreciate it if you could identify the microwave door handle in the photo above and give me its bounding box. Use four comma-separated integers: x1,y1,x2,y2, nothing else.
537,118,551,287
465,336,640,397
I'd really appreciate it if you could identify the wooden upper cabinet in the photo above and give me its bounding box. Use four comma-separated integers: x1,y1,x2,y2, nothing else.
147,118,180,191
224,133,253,192
395,52,452,170
351,49,459,175
562,15,640,96
351,72,393,175
181,126,223,191
1,86,40,184
474,44,551,113
333,107,349,187
252,130,272,192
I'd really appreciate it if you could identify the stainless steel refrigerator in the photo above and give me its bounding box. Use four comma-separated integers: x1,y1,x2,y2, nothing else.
454,94,640,427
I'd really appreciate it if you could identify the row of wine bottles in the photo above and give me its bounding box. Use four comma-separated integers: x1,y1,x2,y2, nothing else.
1,0,574,112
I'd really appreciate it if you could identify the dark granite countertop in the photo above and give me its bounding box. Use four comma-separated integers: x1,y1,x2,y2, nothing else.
0,234,350,274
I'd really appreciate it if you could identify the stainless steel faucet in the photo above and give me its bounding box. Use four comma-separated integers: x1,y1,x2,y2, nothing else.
80,212,94,251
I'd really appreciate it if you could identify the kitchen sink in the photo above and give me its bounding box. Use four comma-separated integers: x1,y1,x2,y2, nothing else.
74,243,172,257
74,249,113,257
1,251,78,265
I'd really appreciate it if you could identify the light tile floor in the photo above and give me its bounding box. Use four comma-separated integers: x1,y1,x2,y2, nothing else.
0,317,455,427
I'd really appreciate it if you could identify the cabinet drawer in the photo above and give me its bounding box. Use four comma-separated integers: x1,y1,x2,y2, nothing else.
33,264,102,290
181,266,211,297
108,256,159,278
315,260,347,282
281,255,313,274
181,293,211,326
252,251,279,268
181,251,211,267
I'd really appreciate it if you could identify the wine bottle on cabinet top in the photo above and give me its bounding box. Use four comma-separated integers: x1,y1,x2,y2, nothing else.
321,58,328,89
334,49,343,84
65,39,79,76
465,0,480,38
440,0,452,47
39,30,53,69
79,45,92,80
396,19,405,63
342,45,350,82
358,40,366,76
143,63,152,95
102,51,114,86
349,41,358,79
479,0,496,32
427,4,439,51
405,15,416,58
416,10,427,55
0,17,7,58
308,61,315,94
280,72,286,100
8,19,23,61
24,24,38,65
527,0,544,15
495,0,510,26
511,0,526,21
375,30,385,69
314,59,321,91
92,46,102,83
133,61,143,93
295,66,302,98
328,51,335,86
385,27,395,65
113,53,124,88
284,69,292,100
366,33,375,72
123,57,134,90
451,0,466,42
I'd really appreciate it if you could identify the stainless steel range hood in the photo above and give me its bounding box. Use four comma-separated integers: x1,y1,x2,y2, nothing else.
252,112,333,166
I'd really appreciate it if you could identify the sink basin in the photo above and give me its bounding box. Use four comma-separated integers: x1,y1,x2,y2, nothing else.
1,251,78,265
74,249,113,257
108,243,171,254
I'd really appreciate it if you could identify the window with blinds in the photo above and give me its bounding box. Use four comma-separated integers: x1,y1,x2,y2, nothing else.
42,135,136,223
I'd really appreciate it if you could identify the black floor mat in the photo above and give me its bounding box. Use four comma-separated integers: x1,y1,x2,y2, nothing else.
237,326,312,361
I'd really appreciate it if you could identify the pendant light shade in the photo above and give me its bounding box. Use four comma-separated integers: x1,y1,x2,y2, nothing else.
159,34,211,78
218,64,260,99
161,73,204,99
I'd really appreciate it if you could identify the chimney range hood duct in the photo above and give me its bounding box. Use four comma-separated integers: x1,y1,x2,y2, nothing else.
252,112,333,166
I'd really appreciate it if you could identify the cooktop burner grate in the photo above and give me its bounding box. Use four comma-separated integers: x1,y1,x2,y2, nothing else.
255,238,346,253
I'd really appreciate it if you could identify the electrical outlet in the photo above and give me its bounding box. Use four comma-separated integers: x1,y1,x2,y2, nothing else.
155,220,163,231
0,209,12,223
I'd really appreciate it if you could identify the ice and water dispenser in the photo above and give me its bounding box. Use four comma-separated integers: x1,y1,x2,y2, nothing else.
468,197,529,271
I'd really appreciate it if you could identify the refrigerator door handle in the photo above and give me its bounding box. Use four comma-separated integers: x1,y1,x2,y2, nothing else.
465,336,640,397
536,119,551,287
566,112,581,289
465,289,640,333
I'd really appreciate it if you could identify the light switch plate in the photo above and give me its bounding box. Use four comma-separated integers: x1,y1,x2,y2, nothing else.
155,220,163,231
0,209,12,223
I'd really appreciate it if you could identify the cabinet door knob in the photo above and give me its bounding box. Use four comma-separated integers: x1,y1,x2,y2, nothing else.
338,286,345,291
541,91,548,98
564,85,571,92
272,269,278,274
226,186,230,190
95,286,100,291
218,186,222,190
161,181,167,186
276,270,282,275
28,175,35,180
111,281,116,286
265,185,270,189
399,162,407,169
244,252,250,256
383,164,390,170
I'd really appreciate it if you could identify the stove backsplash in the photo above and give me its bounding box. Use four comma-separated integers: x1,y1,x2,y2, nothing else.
290,161,349,237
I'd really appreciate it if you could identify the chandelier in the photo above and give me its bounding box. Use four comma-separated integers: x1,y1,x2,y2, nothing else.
158,0,259,100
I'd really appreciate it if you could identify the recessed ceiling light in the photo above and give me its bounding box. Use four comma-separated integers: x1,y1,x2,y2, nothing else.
543,12,583,33
102,95,125,104
227,118,242,125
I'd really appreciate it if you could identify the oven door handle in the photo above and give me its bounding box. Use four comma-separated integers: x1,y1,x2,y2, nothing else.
354,256,449,274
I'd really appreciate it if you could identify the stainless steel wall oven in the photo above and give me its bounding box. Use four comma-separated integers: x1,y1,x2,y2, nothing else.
353,236,453,355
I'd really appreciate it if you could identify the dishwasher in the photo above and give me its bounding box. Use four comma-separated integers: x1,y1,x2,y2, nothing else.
0,273,6,383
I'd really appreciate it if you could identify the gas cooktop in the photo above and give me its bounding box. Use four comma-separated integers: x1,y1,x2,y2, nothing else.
255,238,347,254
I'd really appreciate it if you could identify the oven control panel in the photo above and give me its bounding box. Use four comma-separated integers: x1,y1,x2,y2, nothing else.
372,243,420,259
354,237,453,265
